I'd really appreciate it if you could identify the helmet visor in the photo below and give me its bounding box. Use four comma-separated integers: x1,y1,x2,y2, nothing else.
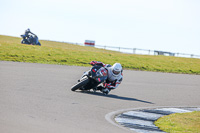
113,70,120,75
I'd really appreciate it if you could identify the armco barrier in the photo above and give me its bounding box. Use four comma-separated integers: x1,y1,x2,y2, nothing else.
94,45,200,59
65,42,200,59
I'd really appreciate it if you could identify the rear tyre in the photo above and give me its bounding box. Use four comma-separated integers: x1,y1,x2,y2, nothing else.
71,77,89,91
38,42,41,46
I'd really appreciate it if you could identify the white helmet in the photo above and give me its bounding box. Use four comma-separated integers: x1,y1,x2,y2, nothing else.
111,63,122,76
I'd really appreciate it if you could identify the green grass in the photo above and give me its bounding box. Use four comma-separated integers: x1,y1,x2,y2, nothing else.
0,35,200,74
155,111,200,133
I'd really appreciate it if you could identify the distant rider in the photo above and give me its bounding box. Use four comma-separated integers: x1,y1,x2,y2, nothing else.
22,28,39,45
24,28,36,38
90,61,123,94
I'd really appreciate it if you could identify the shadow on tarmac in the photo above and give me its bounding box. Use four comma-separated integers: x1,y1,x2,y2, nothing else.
77,91,154,104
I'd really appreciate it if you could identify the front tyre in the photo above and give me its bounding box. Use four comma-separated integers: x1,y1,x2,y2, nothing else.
71,77,89,91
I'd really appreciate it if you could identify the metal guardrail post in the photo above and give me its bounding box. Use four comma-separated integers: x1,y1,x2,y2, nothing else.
133,48,136,54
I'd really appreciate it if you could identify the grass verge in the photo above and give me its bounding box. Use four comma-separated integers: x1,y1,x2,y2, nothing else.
155,111,200,133
0,35,200,74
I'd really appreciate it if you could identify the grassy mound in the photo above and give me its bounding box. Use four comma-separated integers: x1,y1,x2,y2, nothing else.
0,35,200,74
155,111,200,133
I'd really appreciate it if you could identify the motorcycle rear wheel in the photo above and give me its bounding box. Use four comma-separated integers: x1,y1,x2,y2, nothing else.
71,77,89,91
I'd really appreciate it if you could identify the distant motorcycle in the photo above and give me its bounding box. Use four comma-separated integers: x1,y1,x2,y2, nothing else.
71,65,108,93
21,34,41,46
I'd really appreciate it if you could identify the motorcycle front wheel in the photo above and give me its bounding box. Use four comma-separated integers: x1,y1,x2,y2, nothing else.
71,77,89,91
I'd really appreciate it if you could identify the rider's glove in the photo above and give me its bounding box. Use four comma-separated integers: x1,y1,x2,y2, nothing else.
103,83,110,88
90,61,97,66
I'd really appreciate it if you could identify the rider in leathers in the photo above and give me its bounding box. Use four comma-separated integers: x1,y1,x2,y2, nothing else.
24,28,36,37
22,28,39,45
90,61,123,94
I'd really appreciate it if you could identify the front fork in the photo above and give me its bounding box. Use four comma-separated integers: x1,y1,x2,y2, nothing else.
79,71,104,92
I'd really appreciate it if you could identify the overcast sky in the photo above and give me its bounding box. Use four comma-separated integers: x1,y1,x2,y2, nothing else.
0,0,200,55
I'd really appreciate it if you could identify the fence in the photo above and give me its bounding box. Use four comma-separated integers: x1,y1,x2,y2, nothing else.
68,42,200,59
96,45,200,59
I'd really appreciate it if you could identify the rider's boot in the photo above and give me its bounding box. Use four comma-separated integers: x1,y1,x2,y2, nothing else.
101,88,110,95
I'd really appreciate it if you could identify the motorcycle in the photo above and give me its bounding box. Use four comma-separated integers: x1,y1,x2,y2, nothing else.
71,65,108,94
21,34,41,46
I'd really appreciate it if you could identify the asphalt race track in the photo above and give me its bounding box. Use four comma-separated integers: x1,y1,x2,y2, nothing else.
0,61,200,133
